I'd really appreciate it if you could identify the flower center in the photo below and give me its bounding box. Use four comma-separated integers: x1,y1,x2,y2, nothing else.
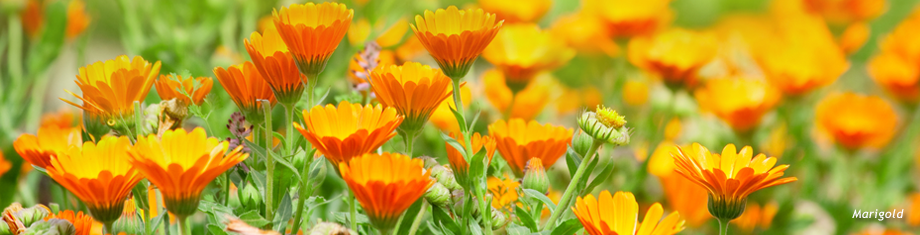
595,105,626,129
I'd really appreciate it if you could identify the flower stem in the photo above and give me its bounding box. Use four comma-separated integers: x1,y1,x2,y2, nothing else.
451,77,489,234
284,104,296,156
407,201,428,235
289,85,316,234
222,173,230,206
543,139,602,231
104,222,114,235
718,218,730,235
350,193,357,231
178,216,191,235
260,100,275,225
400,129,418,157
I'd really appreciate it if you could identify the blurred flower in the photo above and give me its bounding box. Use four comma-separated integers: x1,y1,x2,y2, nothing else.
672,143,797,221
40,108,79,129
851,229,915,235
14,125,82,169
572,190,685,235
47,210,93,235
816,92,898,150
377,19,409,48
762,123,788,158
339,152,432,232
155,75,213,106
445,132,496,187
47,135,143,224
273,2,353,77
489,119,573,177
349,18,409,47
213,62,277,124
556,86,602,116
907,193,920,226
0,152,9,178
245,26,305,106
478,0,550,23
660,172,712,228
62,55,161,123
429,85,471,134
584,0,672,39
732,202,778,233
294,101,403,166
483,69,551,120
647,141,679,177
628,28,717,89
802,0,886,25
65,0,90,39
550,13,620,57
21,0,91,40
369,62,453,133
395,37,427,62
694,78,781,132
839,22,870,55
128,128,248,219
349,19,372,46
412,6,503,79
869,11,920,103
487,174,520,212
623,79,650,107
483,24,574,91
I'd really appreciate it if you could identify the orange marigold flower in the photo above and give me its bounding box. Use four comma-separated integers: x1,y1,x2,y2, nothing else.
369,62,454,133
628,28,717,89
802,0,886,25
65,0,91,39
732,201,778,233
478,0,551,23
127,128,248,219
551,13,620,57
694,78,781,132
47,135,144,224
21,0,91,39
584,0,672,39
273,2,353,78
429,85,471,134
213,62,277,124
412,6,503,79
483,69,552,120
487,174,520,212
62,55,161,122
48,210,93,235
483,23,574,91
816,92,899,150
245,26,306,105
489,119,573,177
445,132,497,186
339,152,432,232
13,125,83,169
0,152,9,178
573,190,685,235
294,101,403,166
660,172,712,228
21,0,43,38
869,53,920,103
672,143,797,221
155,75,213,106
839,22,870,55
40,108,80,129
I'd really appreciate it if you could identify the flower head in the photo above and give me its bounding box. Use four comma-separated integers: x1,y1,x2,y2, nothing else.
802,0,886,25
155,75,213,106
127,128,248,218
21,0,91,40
584,0,672,39
369,62,454,133
489,119,573,177
445,132,496,187
62,55,161,123
213,62,277,124
483,69,551,120
550,13,620,57
273,2,353,77
694,78,781,132
245,26,306,105
412,6,503,79
522,159,550,193
577,105,630,145
869,12,920,103
487,174,521,212
483,24,574,91
294,101,403,166
816,92,898,150
732,202,778,233
14,125,82,169
339,152,432,232
628,28,717,88
572,190,685,235
478,0,550,23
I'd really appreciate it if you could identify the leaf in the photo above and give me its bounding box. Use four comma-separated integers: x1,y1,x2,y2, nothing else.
208,224,228,235
565,147,582,178
396,199,424,235
467,150,487,184
309,157,328,194
468,107,482,131
149,212,166,233
585,160,615,194
243,139,267,162
249,171,266,194
430,204,460,233
550,218,584,235
273,154,303,184
272,132,287,150
515,205,538,232
440,132,467,159
576,156,601,192
272,193,294,232
316,87,333,106
131,182,150,211
522,189,556,215
505,224,531,235
447,104,468,134
468,218,484,235
426,221,446,235
333,212,369,225
237,210,270,228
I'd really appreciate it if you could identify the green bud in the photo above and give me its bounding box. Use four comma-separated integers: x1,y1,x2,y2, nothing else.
424,182,452,207
113,210,143,235
480,207,508,230
239,183,262,210
21,219,75,235
577,106,630,146
309,222,356,235
571,131,593,157
10,204,51,228
522,159,550,194
431,165,462,191
708,195,746,222
418,156,440,169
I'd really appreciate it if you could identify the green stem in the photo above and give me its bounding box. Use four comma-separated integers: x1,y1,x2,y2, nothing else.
450,78,488,234
284,104,296,156
164,211,170,235
144,205,152,235
261,100,275,224
503,93,517,120
104,222,115,235
451,79,465,120
222,173,230,206
718,218,730,235
134,101,144,140
289,156,315,235
400,129,418,157
407,201,428,235
543,139,602,231
178,216,190,235
59,184,69,210
350,193,358,231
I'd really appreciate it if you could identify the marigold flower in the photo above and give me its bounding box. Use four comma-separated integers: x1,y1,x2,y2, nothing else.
694,78,781,132
155,75,213,106
47,210,93,235
21,0,91,39
339,152,432,232
482,24,574,91
573,190,685,235
672,143,797,221
445,132,496,187
522,159,550,193
13,125,83,169
628,28,717,88
478,0,550,23
551,13,620,57
732,202,778,233
869,53,920,103
65,0,91,39
489,119,573,177
487,174,520,212
0,152,9,178
660,172,712,227
62,55,161,123
369,62,454,133
127,128,248,218
816,92,898,150
46,135,143,224
840,22,870,55
245,26,306,105
273,2,353,77
483,69,551,120
578,105,630,145
584,0,672,39
40,108,80,129
802,0,886,25
412,6,503,79
429,85,471,134
294,101,403,166
213,62,277,124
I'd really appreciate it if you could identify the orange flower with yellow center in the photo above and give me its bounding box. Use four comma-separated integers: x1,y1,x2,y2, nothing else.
816,92,898,150
46,135,144,224
213,62,277,124
155,75,213,106
13,125,83,169
47,210,93,235
802,0,886,25
273,2,353,78
21,0,91,40
369,62,454,133
487,174,520,212
628,28,717,89
483,69,552,120
245,26,306,105
127,128,248,218
62,55,161,122
489,119,573,177
672,143,797,221
412,6,503,79
573,190,685,235
478,0,551,23
445,132,497,187
483,24,574,91
294,101,403,166
694,78,781,132
339,152,432,232
584,0,672,39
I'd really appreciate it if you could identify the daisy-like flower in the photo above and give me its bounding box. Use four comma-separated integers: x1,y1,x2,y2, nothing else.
13,125,83,169
694,78,782,132
369,62,453,134
62,55,161,124
868,11,920,103
46,135,144,225
339,152,433,233
572,190,685,235
445,132,496,187
487,174,521,212
482,24,574,91
47,210,93,235
40,108,79,129
412,6,503,79
213,62,277,124
628,28,718,89
816,92,898,150
489,119,573,177
672,143,797,222
584,0,672,39
294,101,403,166
155,75,213,106
273,2,353,78
245,26,306,106
127,128,248,219
478,0,551,23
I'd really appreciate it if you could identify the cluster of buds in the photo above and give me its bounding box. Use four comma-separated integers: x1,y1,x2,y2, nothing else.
577,105,630,146
425,165,463,207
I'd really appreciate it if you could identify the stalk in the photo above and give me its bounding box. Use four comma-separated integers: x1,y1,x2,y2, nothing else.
407,202,428,235
260,100,275,224
178,216,191,235
284,104,296,156
718,218,730,235
289,79,317,234
104,222,115,235
543,139,602,231
350,194,358,231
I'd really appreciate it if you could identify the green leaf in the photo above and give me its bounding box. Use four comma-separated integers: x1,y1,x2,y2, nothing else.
273,154,302,184
565,147,582,178
426,221,446,235
430,204,460,233
333,211,370,225
272,193,293,232
309,157,328,194
249,170,266,194
237,210,270,228
447,104,468,134
523,189,556,215
576,156,601,193
272,132,287,150
505,224,531,235
585,160,615,194
515,205,538,232
550,219,583,235
467,150,488,184
468,107,482,131
468,219,484,235
440,132,467,159
131,182,150,211
208,224,227,235
243,139,267,162
396,199,424,235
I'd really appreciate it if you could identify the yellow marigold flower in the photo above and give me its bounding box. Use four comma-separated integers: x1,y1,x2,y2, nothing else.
0,152,9,178
573,190,685,235
816,92,898,150
487,174,520,212
647,141,680,177
483,69,551,120
869,53,920,103
40,108,79,129
556,86,603,116
551,13,620,57
369,62,454,133
14,125,82,169
489,119,573,177
478,0,550,23
47,210,93,235
660,172,712,228
47,135,144,224
62,55,161,122
802,0,886,25
245,26,306,105
21,0,91,40
349,18,410,47
339,152,433,232
694,78,781,132
732,202,778,233
483,24,574,91
628,28,717,89
429,85,471,134
396,37,428,62
127,128,248,219
623,79,650,107
412,6,503,79
273,2,353,77
294,101,403,166
584,0,672,39
213,62,277,124
155,75,213,106
672,143,797,221
840,22,870,55
349,19,372,46
445,132,497,186
377,18,409,48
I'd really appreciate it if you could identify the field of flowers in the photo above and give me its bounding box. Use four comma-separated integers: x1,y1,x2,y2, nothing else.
0,0,918,234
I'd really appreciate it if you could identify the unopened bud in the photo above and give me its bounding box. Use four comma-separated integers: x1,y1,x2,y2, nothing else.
522,160,550,194
571,131,593,157
113,210,142,235
481,207,508,230
21,219,75,235
239,184,262,210
577,105,630,146
708,195,746,222
418,156,440,169
5,204,50,228
309,222,356,235
424,182,452,207
431,165,462,191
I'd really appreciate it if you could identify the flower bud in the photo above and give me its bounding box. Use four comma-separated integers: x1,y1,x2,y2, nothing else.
418,156,440,169
571,130,593,157
239,184,262,210
424,182,452,207
309,222,356,235
4,203,50,228
113,207,143,235
708,195,746,222
522,160,550,194
482,207,508,230
577,105,630,146
431,165,462,191
21,219,75,235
